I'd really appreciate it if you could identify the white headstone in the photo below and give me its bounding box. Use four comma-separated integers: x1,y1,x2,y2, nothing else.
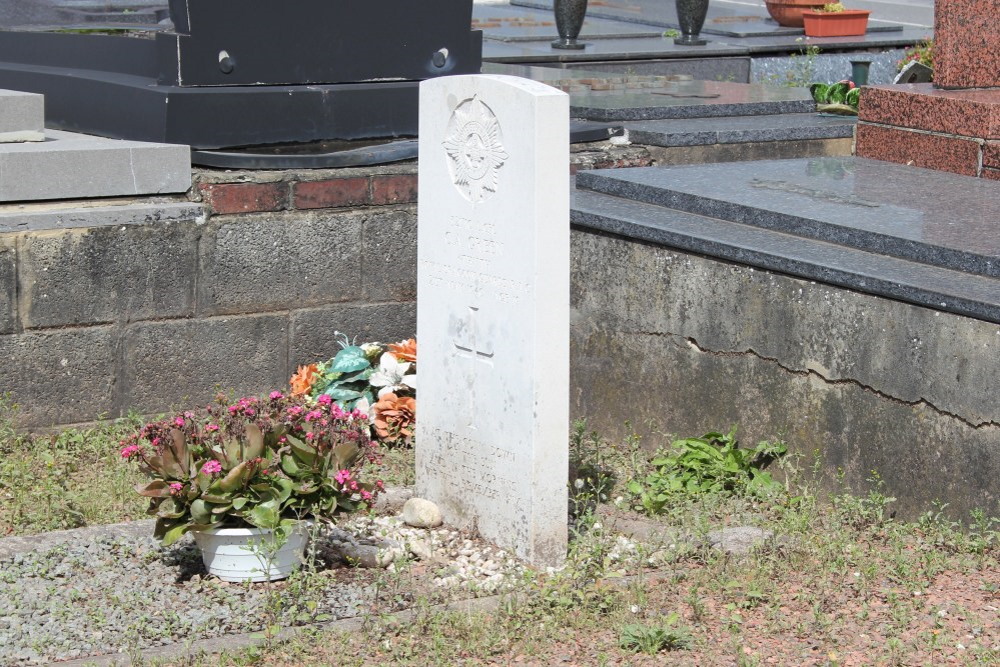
416,74,569,566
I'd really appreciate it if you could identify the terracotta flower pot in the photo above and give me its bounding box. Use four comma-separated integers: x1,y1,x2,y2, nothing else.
764,0,826,27
802,9,871,37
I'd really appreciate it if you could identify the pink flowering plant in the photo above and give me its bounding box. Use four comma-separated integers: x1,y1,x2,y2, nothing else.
121,392,382,546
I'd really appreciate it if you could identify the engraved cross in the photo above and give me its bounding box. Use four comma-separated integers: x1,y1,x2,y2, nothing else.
453,305,494,430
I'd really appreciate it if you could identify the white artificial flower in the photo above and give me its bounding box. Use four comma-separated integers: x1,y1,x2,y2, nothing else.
369,352,417,397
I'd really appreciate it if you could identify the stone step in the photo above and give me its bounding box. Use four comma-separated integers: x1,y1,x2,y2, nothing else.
0,129,190,202
0,200,201,233
571,184,1000,325
0,89,44,143
576,157,1000,279
623,112,856,148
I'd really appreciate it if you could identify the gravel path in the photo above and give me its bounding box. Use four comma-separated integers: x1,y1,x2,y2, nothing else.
0,506,524,665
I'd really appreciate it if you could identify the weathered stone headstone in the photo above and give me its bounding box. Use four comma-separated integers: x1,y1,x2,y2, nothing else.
416,74,569,566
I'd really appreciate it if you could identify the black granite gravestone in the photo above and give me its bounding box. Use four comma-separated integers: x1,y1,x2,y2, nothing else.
0,0,482,148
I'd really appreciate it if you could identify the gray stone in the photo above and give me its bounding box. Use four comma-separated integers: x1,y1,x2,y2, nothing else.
198,213,365,314
407,538,434,561
474,3,662,42
569,230,1000,520
0,520,155,559
18,220,198,328
482,35,747,66
123,315,288,414
894,60,933,84
0,89,43,142
576,157,1000,280
198,211,361,316
570,80,813,121
372,486,414,514
401,498,443,529
624,113,855,148
360,209,417,302
0,130,190,202
571,185,1000,325
642,137,853,166
0,201,203,233
289,302,416,366
751,50,909,87
0,238,14,334
559,58,751,83
707,527,774,555
0,326,117,427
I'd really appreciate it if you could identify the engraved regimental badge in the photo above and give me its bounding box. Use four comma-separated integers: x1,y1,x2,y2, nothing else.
442,96,509,204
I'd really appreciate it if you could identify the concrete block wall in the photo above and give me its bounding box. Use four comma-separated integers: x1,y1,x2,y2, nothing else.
570,229,1000,520
1,165,419,429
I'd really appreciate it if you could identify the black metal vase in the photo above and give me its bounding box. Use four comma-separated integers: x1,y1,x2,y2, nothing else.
552,0,588,50
674,0,708,46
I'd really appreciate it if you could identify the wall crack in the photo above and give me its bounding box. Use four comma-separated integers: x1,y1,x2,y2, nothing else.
626,330,1000,431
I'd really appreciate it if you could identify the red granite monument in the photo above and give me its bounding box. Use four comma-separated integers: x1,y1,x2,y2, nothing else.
855,0,1000,179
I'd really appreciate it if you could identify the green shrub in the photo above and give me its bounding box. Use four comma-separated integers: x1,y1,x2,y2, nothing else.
627,427,786,515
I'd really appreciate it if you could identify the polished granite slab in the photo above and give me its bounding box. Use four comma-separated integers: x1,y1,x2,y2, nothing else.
510,0,904,37
473,3,662,41
484,63,813,119
623,113,856,147
571,186,1000,325
575,157,1000,279
569,79,813,120
482,34,746,63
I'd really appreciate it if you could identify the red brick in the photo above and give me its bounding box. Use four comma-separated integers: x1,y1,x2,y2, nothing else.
199,182,288,215
984,142,1000,169
855,124,982,177
859,85,1000,139
370,174,418,205
982,167,1000,181
935,0,1000,89
293,177,370,209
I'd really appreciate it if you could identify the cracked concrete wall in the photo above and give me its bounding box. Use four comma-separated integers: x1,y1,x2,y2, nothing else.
570,229,999,520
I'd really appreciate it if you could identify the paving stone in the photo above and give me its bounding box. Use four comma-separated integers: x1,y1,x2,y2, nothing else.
0,89,43,142
0,129,190,202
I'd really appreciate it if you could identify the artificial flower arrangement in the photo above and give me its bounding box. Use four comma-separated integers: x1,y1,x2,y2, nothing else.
290,335,417,447
810,79,861,115
121,392,382,546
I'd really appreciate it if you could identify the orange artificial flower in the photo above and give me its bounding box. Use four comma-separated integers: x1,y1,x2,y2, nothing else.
387,338,417,364
289,363,320,397
372,392,416,444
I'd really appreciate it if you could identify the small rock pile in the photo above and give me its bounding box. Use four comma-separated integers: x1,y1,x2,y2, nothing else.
327,498,524,592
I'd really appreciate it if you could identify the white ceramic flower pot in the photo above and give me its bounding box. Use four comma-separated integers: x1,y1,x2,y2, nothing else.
192,523,307,582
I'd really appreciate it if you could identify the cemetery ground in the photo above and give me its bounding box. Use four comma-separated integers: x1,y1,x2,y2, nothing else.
1,407,997,666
